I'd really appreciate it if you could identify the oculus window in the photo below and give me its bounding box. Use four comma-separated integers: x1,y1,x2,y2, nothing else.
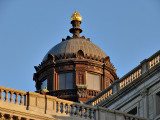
59,72,73,90
87,73,100,91
41,79,47,89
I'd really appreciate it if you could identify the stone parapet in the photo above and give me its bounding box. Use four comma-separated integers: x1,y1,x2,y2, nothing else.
0,86,149,120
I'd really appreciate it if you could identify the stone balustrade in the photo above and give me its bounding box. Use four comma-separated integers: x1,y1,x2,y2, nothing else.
0,86,149,120
120,68,142,89
86,89,100,97
85,86,113,107
86,50,160,107
120,50,159,89
54,98,96,119
0,112,32,120
91,89,112,106
0,86,27,105
149,55,160,68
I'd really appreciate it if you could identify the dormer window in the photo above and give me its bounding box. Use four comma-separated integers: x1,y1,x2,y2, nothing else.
59,72,73,90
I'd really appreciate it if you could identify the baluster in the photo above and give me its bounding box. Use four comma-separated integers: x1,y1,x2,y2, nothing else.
132,74,134,81
9,114,13,120
0,89,4,100
127,78,129,84
1,113,5,119
10,92,14,103
53,100,56,112
134,73,136,80
110,89,112,95
67,104,71,115
57,102,61,114
149,61,151,68
95,101,97,106
136,71,139,78
125,79,127,85
72,104,76,115
69,105,73,116
157,56,159,63
155,57,157,64
15,93,19,104
81,107,85,118
100,96,102,101
77,106,80,116
63,103,66,114
139,69,141,75
86,108,89,118
91,109,94,119
5,90,9,102
17,116,21,120
20,94,24,105
151,60,153,67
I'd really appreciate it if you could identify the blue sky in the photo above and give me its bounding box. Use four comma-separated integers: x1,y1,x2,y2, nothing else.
0,0,160,92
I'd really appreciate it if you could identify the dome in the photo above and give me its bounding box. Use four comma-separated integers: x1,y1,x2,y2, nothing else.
43,39,107,61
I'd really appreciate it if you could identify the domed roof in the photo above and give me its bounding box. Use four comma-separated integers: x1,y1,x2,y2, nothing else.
43,11,107,61
43,39,107,61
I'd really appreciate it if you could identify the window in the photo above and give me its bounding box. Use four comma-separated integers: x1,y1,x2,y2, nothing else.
59,72,73,90
127,107,137,116
41,79,47,89
87,73,100,91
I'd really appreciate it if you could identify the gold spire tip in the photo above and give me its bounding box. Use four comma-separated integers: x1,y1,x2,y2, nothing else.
71,11,82,21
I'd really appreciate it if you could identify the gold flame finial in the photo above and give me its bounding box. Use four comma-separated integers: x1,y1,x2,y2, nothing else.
71,11,82,21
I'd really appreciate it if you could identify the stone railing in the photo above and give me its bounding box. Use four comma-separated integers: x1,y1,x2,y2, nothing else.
120,67,142,89
49,96,96,119
86,50,160,107
0,86,149,120
91,89,112,106
86,89,100,97
0,86,96,119
0,86,27,105
120,50,160,90
85,86,113,106
149,54,160,68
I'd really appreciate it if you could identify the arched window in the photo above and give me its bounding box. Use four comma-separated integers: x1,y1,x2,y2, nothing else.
77,50,84,58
